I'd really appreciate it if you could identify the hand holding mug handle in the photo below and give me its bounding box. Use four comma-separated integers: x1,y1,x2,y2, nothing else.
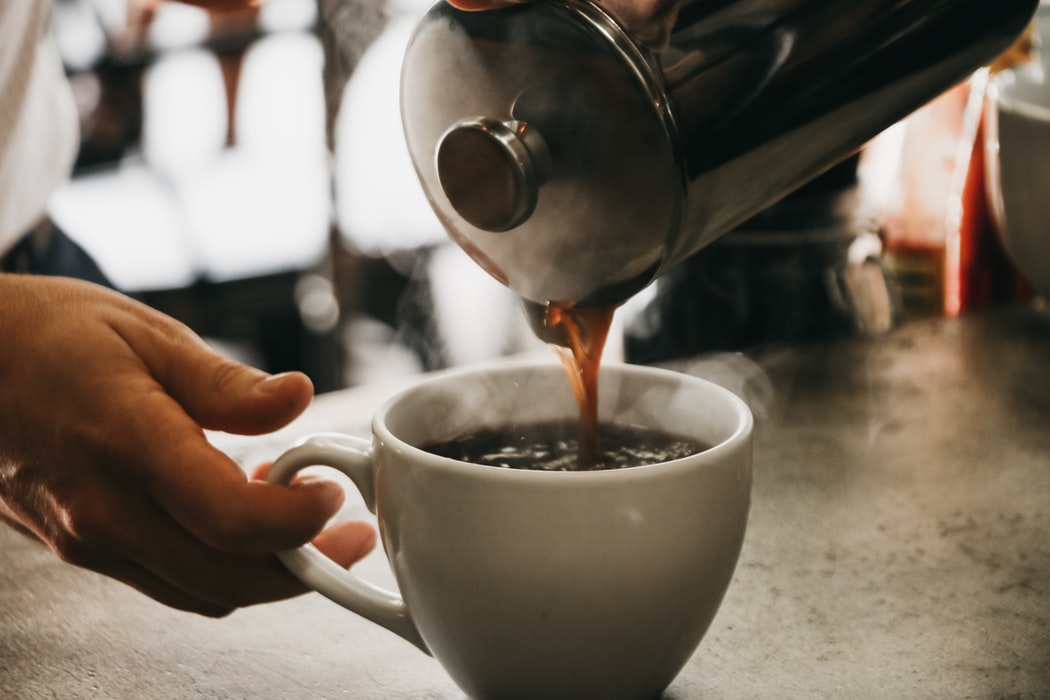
266,433,429,654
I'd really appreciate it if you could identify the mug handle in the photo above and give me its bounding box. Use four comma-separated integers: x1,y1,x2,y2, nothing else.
265,432,429,654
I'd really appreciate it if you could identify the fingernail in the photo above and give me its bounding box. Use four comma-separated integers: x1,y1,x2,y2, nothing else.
299,477,345,512
320,480,346,512
352,526,378,561
257,372,291,394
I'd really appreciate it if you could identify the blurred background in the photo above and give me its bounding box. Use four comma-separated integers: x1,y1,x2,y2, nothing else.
46,0,1040,394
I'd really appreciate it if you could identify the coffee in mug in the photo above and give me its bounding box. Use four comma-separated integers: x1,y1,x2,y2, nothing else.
423,420,710,471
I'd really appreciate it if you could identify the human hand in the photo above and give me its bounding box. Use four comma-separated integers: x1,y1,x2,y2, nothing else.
446,0,681,50
0,274,374,617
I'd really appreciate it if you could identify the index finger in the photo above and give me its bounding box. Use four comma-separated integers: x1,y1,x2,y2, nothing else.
127,394,345,553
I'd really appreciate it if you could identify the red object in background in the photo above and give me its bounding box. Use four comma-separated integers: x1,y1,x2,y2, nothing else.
944,82,1031,316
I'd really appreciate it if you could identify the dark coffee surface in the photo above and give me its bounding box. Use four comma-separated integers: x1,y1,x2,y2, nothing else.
422,421,709,471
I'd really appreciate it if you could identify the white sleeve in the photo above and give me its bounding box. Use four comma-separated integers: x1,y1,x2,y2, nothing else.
0,1,79,254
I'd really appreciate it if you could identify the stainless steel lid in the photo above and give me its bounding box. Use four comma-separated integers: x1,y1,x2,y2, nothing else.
400,0,684,306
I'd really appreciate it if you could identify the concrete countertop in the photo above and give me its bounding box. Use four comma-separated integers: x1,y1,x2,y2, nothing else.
3,305,1049,699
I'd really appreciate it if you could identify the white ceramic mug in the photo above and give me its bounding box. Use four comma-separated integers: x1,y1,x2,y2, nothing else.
267,362,753,700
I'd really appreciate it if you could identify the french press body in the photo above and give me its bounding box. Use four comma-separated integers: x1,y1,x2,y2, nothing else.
401,0,1038,308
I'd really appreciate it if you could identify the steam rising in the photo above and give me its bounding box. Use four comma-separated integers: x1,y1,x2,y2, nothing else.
673,352,775,422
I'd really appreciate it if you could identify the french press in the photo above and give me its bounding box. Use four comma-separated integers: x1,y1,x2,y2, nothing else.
401,0,1038,308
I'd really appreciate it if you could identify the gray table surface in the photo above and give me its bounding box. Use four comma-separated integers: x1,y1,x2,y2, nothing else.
3,306,1050,699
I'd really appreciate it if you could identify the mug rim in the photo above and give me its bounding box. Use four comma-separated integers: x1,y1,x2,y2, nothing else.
371,360,754,480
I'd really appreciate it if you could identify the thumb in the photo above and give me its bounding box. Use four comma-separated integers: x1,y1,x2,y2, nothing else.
117,306,314,434
173,357,314,435
193,368,314,435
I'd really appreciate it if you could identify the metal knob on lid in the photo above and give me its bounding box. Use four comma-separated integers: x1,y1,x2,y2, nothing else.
436,118,552,232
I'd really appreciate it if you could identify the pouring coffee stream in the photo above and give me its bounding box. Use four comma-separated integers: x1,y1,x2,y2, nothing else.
527,301,618,468
401,0,1038,467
